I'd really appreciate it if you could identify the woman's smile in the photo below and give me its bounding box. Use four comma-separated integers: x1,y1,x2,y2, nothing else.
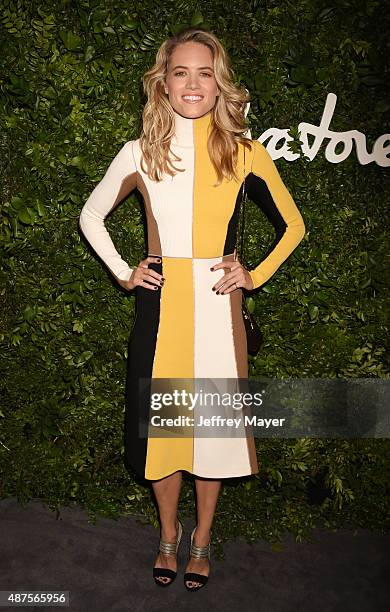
182,95,204,103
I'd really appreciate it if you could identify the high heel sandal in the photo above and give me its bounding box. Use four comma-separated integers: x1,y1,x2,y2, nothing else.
184,525,211,591
153,519,183,587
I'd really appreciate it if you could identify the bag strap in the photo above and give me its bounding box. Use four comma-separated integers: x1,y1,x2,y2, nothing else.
236,145,247,266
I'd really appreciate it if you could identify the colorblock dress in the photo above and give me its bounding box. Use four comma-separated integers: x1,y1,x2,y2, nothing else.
79,109,305,481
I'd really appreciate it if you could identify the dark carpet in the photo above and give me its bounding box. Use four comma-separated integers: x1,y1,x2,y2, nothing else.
0,498,389,611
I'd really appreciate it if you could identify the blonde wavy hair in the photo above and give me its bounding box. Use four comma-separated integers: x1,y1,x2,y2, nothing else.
139,27,252,186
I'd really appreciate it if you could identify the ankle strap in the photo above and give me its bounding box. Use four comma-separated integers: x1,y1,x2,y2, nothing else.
190,526,211,559
190,541,210,559
159,541,177,555
158,520,182,556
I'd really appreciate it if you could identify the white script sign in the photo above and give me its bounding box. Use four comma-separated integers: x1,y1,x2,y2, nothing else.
245,93,389,167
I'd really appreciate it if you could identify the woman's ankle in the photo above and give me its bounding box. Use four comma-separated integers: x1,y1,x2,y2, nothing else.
160,517,179,541
193,525,211,545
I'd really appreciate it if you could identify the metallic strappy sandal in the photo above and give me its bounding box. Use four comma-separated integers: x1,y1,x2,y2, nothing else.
184,525,211,591
153,519,183,587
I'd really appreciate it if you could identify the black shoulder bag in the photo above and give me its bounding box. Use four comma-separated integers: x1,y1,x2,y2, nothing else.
236,145,264,356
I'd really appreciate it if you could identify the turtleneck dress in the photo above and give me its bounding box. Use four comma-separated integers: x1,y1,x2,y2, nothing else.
79,109,305,481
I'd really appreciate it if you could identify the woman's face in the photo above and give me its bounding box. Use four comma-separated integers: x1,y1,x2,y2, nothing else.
164,41,220,119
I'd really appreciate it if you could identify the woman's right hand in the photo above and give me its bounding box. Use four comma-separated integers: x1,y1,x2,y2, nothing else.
117,256,165,292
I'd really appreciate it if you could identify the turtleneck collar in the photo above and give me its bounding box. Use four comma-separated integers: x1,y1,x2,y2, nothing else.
171,108,213,148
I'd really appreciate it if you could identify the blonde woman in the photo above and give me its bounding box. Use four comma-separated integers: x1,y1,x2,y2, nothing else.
79,27,305,591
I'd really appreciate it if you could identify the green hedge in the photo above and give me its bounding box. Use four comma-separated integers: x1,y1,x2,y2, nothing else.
1,0,389,553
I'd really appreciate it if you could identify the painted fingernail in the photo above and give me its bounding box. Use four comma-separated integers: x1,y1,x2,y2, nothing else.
212,287,215,291
210,267,214,271
156,258,161,262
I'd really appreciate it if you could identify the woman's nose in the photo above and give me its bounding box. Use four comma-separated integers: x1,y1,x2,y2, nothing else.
186,75,200,89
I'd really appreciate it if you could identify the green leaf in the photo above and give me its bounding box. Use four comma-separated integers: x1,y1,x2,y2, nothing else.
59,31,82,50
308,305,319,321
246,297,256,314
18,209,34,224
191,11,204,26
69,156,84,168
23,305,36,322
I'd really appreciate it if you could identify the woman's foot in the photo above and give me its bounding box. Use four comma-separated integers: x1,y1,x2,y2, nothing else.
153,517,181,586
184,526,210,589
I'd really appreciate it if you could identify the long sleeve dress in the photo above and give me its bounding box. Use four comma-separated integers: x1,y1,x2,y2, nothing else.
79,109,305,481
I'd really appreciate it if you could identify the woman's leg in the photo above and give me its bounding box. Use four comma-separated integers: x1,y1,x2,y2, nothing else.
184,477,222,587
152,470,183,584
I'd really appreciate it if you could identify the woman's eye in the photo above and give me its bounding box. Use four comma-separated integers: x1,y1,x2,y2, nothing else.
174,71,212,77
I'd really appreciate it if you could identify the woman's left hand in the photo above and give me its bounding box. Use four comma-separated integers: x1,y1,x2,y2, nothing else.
210,261,254,294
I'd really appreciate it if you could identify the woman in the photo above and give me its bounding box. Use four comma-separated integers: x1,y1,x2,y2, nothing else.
79,27,305,591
